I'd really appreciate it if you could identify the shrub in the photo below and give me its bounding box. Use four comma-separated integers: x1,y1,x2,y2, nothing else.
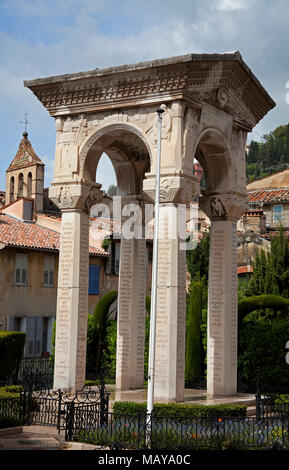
113,401,247,418
238,317,289,391
0,385,22,399
0,332,25,381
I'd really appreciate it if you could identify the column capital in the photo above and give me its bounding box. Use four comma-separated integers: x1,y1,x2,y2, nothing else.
200,192,248,221
113,194,148,229
143,173,199,204
49,181,103,212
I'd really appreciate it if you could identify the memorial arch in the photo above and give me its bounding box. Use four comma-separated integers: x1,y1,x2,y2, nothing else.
25,52,275,399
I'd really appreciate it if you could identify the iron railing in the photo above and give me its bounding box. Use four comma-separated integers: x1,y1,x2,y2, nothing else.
68,411,289,450
256,390,289,420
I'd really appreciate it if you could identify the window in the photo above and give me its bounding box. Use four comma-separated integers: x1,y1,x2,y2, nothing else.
26,317,43,357
114,243,120,275
273,205,283,223
7,315,54,357
43,256,55,287
88,264,100,295
105,241,113,275
15,253,28,285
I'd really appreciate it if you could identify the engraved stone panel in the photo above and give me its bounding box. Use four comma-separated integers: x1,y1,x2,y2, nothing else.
53,210,89,391
207,219,238,397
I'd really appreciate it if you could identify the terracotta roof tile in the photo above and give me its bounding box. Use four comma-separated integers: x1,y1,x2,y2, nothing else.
0,214,108,256
248,189,289,203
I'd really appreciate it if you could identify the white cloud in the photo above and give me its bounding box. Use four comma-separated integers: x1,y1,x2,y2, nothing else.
215,0,249,11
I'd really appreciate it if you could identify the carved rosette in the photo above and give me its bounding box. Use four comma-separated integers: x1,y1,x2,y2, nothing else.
49,182,103,212
143,175,199,204
200,193,248,221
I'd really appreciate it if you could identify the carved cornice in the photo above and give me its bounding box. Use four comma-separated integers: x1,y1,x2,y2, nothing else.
49,181,103,212
24,53,275,129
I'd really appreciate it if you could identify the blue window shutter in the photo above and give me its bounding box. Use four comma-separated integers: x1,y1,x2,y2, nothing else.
89,265,100,295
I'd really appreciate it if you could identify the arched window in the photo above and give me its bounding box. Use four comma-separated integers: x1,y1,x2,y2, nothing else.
27,172,32,198
18,173,24,198
10,176,15,202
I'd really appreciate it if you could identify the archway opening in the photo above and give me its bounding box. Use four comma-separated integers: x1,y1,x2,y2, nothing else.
185,128,232,390
27,172,32,198
18,173,24,198
82,125,151,197
10,176,15,202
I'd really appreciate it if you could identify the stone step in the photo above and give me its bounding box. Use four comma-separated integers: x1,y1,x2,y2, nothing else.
0,436,61,450
246,406,256,417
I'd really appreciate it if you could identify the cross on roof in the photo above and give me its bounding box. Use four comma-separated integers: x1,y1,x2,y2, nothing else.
20,111,29,134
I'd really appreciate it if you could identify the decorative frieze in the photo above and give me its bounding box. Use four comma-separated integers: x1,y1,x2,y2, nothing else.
25,54,275,129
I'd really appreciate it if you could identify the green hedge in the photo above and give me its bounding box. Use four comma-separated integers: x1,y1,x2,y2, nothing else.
0,332,25,380
0,386,22,399
238,317,289,391
113,401,247,418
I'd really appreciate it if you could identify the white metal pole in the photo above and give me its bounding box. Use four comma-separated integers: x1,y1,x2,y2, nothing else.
146,107,164,427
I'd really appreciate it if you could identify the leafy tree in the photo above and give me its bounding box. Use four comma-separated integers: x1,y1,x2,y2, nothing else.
245,123,289,182
186,232,210,285
106,184,117,197
247,228,289,298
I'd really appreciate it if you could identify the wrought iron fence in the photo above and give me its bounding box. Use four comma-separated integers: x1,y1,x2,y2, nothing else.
0,381,110,437
0,396,24,429
1,389,289,449
16,357,54,391
68,411,289,450
256,390,289,420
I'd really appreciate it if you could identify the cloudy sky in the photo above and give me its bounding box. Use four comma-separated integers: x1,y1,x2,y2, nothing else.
0,0,289,191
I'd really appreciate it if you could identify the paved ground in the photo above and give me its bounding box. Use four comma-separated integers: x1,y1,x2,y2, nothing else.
109,386,256,407
0,426,101,451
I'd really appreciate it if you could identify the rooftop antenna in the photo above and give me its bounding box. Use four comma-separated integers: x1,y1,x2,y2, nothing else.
20,110,29,136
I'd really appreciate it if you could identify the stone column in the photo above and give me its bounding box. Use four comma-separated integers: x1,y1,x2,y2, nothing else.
200,193,248,397
115,196,147,392
49,182,103,392
144,174,199,402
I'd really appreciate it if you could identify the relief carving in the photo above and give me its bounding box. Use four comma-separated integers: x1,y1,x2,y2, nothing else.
143,175,199,204
182,107,200,158
50,183,103,212
148,104,172,147
200,193,248,221
211,196,226,218
83,184,103,211
58,186,74,209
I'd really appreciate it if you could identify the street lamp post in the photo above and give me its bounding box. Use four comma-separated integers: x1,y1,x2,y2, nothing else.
146,106,164,446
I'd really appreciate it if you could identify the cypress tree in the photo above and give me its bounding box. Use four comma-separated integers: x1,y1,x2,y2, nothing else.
185,281,203,386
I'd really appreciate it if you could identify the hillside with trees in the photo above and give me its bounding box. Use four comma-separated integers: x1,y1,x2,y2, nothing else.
247,123,289,182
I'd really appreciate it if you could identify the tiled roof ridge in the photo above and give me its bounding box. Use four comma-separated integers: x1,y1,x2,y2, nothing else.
248,188,289,193
248,188,289,203
7,132,43,171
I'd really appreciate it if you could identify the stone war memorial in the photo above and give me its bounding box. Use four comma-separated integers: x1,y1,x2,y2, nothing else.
24,52,275,402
